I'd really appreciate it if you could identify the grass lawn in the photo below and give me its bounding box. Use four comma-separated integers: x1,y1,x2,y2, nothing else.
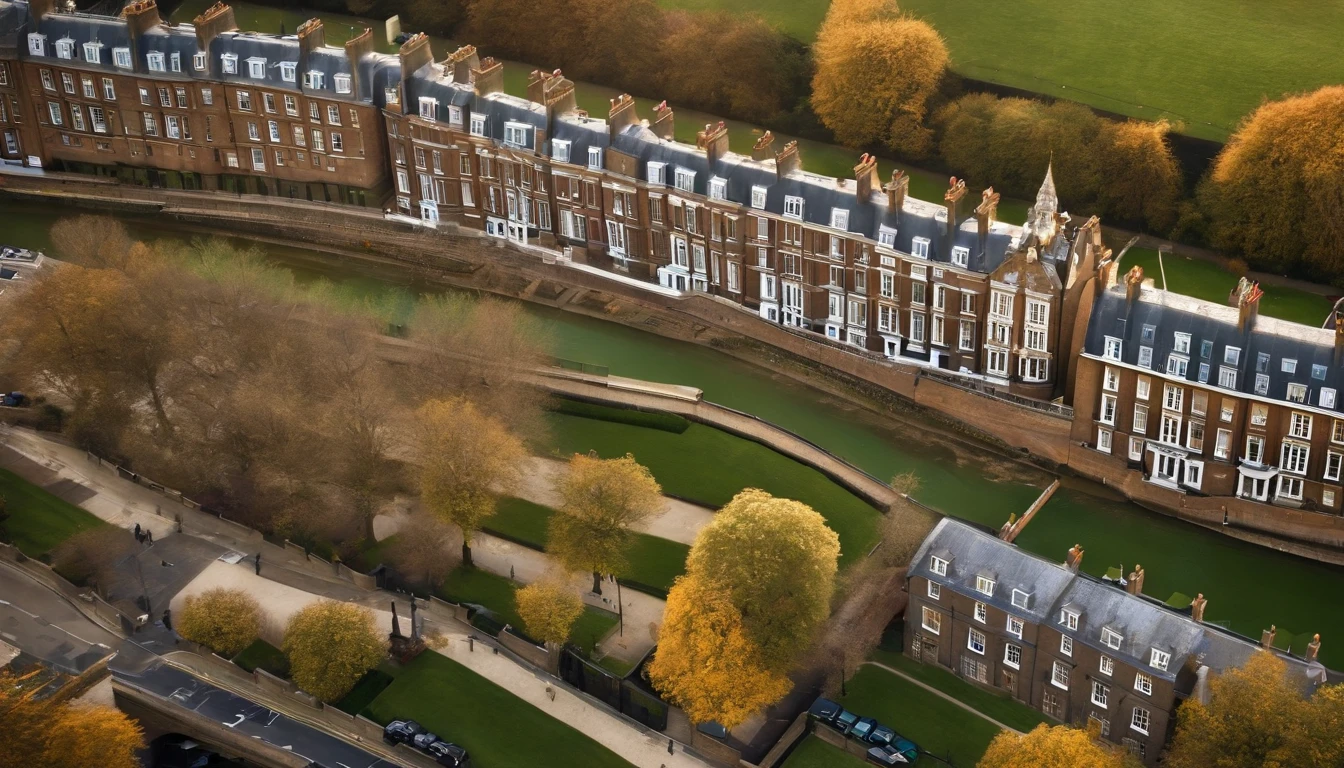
0,467,107,558
232,639,290,679
544,414,880,567
865,653,1051,734
438,566,620,655
779,735,871,768
595,654,637,679
657,0,827,42
837,664,1002,767
334,663,398,716
1120,247,1335,327
366,651,635,768
484,496,690,595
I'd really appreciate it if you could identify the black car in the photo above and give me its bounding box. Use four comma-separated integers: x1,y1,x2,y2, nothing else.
412,732,441,750
807,697,843,726
834,708,861,734
383,719,424,745
866,723,897,746
427,741,471,767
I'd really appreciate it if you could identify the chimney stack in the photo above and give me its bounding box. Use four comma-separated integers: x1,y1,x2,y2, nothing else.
944,176,967,242
1307,633,1322,663
651,101,674,140
398,32,434,77
975,187,1000,242
608,93,639,141
446,45,479,85
774,140,801,179
1232,276,1262,335
527,69,548,104
1335,316,1344,368
193,2,238,52
1262,624,1277,649
1190,593,1207,623
697,121,729,168
1125,564,1145,596
123,0,164,38
472,57,504,96
296,18,325,55
343,27,374,97
1124,265,1145,307
884,170,909,215
853,153,879,203
752,131,775,162
1065,544,1084,573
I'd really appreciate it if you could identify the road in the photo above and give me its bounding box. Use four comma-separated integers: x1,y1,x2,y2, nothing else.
0,563,118,674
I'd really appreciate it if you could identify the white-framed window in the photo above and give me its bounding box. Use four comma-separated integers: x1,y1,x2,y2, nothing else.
1011,589,1029,609
1324,389,1338,409
1133,405,1149,434
166,115,181,139
1061,610,1079,630
169,51,181,72
1287,383,1308,404
1052,661,1070,689
930,556,948,576
927,581,941,600
830,207,849,230
47,102,62,126
244,57,265,79
783,195,804,219
1135,376,1150,401
469,113,486,137
250,147,265,171
951,246,969,268
83,42,102,63
221,53,238,74
1279,475,1304,500
1149,649,1170,672
1100,656,1114,676
921,606,941,634
1218,366,1237,389
334,73,351,93
674,167,695,193
1255,373,1271,396
1282,442,1309,475
727,261,740,293
326,105,340,124
1092,681,1109,708
1129,436,1144,460
1291,412,1314,439
1101,337,1123,360
55,37,74,59
1173,332,1191,354
552,139,571,163
709,177,727,200
1004,643,1021,669
304,71,325,89
1326,452,1343,482
975,576,995,596
967,628,986,655
1215,428,1232,460
1167,354,1189,378
875,225,898,249
1007,616,1024,638
147,51,166,71
503,121,529,147
1135,673,1152,696
1282,358,1298,374
1102,628,1123,650
1100,394,1117,425
974,601,988,623
911,237,930,259
1131,706,1150,735
751,185,767,209
1164,384,1184,412
1137,346,1153,368
646,161,666,184
1061,634,1073,656
112,47,132,68
1097,428,1113,454
588,146,602,170
27,32,45,56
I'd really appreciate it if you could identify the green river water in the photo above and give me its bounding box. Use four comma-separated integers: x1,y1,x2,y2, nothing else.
4,201,1343,665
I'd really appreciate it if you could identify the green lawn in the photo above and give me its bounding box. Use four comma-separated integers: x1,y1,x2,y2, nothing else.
0,467,107,558
544,414,880,568
657,0,827,42
232,639,290,679
484,496,690,596
865,653,1051,734
780,735,872,768
334,665,397,716
836,664,1003,767
1120,247,1335,327
438,566,620,655
367,652,635,768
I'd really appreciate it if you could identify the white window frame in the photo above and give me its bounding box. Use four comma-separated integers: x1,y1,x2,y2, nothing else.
975,576,995,596
1091,681,1109,709
930,556,948,576
974,601,987,623
830,207,849,231
967,628,986,655
469,113,487,137
587,146,602,170
911,237,930,259
1004,643,1021,669
951,246,969,268
1135,673,1152,696
1100,656,1114,676
1061,634,1073,657
147,51,166,72
927,581,940,600
647,161,666,184
1149,649,1170,672
83,42,102,63
751,185,767,209
1007,616,1024,638
552,139,571,163
709,176,727,200
1131,706,1150,735
783,195,804,219
921,606,941,635
502,120,529,148
334,73,351,93
674,167,696,193
1051,661,1070,690
1011,589,1029,609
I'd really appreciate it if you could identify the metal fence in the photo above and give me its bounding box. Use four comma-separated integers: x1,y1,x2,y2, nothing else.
558,650,669,731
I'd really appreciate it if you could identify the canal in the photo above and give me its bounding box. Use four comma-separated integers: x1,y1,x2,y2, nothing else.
4,203,1344,666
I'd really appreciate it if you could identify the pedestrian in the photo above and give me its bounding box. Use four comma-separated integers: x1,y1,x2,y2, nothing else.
134,523,141,539
255,552,262,575
135,529,145,544
667,739,674,756
145,528,154,544
162,608,172,632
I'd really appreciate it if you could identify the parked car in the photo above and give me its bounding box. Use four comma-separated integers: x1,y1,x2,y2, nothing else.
866,723,897,746
382,719,424,745
696,721,728,740
412,731,441,750
807,697,842,726
849,717,880,742
426,740,471,767
867,736,920,765
833,708,861,734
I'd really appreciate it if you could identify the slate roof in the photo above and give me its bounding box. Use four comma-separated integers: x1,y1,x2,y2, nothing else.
1083,283,1344,415
1053,576,1203,682
32,11,129,74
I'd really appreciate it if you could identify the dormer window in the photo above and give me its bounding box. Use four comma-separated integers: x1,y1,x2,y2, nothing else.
1010,589,1029,609
646,161,666,185
951,246,969,268
27,33,45,56
279,62,296,82
1104,336,1122,360
113,47,132,69
448,106,463,127
587,146,602,171
503,121,530,148
84,42,102,63
384,86,400,105
170,52,181,72
193,52,207,71
246,58,266,79
878,226,897,248
334,74,350,93
551,139,570,163
830,208,849,230
55,38,74,59
148,52,166,72
303,71,324,89
708,177,727,201
674,167,695,193
751,185,767,209
1101,628,1123,650
221,53,238,74
975,576,995,596
469,113,486,137
929,555,948,576
1150,649,1170,672
419,97,437,120
783,195,804,219
911,236,930,259
1060,609,1079,630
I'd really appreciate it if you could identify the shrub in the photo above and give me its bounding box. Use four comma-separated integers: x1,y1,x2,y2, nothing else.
283,601,386,702
178,588,263,657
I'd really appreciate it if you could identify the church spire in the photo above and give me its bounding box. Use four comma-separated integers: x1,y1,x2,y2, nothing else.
1035,160,1057,215
1026,161,1060,248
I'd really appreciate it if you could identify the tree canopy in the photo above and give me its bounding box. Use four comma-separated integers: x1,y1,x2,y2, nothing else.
549,453,663,592
178,587,263,657
516,578,585,648
0,669,143,768
282,601,386,703
979,722,1139,768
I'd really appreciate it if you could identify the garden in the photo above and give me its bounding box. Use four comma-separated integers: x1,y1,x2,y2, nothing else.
0,467,106,558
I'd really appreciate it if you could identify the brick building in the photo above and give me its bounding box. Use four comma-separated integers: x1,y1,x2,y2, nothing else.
905,518,1322,764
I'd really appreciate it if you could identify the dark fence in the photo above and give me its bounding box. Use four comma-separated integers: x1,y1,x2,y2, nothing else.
559,650,668,731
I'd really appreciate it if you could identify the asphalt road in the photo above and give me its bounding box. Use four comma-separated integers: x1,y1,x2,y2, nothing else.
0,564,118,674
112,656,403,768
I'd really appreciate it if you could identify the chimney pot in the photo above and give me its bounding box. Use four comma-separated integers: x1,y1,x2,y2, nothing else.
123,0,164,38
884,170,909,215
975,187,1000,242
752,131,775,162
774,140,801,179
192,2,238,52
472,57,505,96
446,45,480,85
651,101,674,140
853,153,880,204
1065,543,1084,572
944,177,968,243
1262,625,1277,649
1233,276,1263,334
608,93,638,142
1191,593,1207,623
1307,633,1322,662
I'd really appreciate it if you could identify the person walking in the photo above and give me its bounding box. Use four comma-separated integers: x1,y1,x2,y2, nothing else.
255,552,262,575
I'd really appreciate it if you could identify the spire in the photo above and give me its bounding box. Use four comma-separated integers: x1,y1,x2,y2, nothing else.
1035,160,1057,215
1026,161,1060,248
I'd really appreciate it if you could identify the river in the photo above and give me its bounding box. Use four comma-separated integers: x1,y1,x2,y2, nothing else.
4,201,1343,667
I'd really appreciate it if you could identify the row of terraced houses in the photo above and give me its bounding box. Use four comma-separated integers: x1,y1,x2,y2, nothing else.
5,6,1344,566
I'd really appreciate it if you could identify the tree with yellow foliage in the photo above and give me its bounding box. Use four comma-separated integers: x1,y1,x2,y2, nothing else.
178,587,263,657
1201,86,1344,283
1092,119,1183,233
979,722,1139,768
647,574,791,729
282,601,386,703
0,669,143,768
516,577,585,649
811,0,948,157
550,453,663,594
415,398,526,567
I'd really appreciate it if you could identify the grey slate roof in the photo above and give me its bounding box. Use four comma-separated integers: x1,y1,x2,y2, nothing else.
1083,283,1344,414
32,11,129,74
1053,576,1204,681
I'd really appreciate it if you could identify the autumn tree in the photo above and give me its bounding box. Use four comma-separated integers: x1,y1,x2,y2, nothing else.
416,398,526,566
0,669,143,768
386,511,459,590
178,587,263,657
52,526,137,592
1092,119,1183,232
49,215,134,270
812,0,948,157
979,722,1138,768
550,453,663,594
516,577,585,649
282,601,386,703
647,574,791,728
1200,86,1344,282
659,10,804,123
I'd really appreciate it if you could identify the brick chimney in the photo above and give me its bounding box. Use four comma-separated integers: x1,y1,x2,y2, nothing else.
1190,593,1207,623
527,69,575,119
296,18,325,55
884,170,909,215
1065,543,1084,573
975,187,1000,241
446,45,479,85
752,131,775,162
697,121,729,167
1095,257,1120,299
344,27,374,97
944,176,967,242
774,140,801,179
608,93,638,142
123,0,164,37
1125,564,1145,596
398,32,434,76
651,101,674,140
1335,315,1344,368
1125,265,1144,306
193,2,238,52
472,57,504,96
1231,276,1262,335
1307,633,1322,663
854,153,879,203
1262,624,1277,649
